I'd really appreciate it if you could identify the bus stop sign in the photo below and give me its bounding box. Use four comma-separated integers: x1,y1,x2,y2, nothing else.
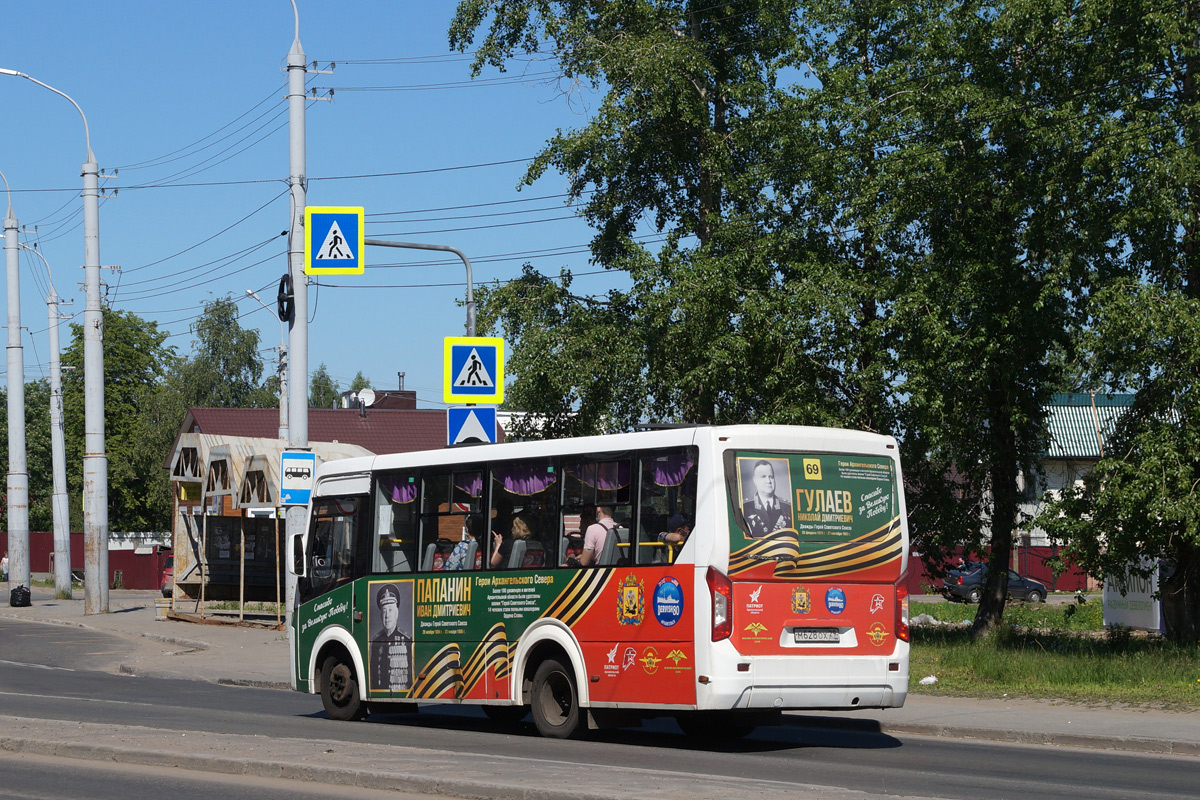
280,451,316,505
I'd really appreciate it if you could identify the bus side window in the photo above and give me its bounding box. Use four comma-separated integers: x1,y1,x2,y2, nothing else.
375,472,419,573
637,448,698,565
420,468,484,572
489,459,558,570
561,456,632,567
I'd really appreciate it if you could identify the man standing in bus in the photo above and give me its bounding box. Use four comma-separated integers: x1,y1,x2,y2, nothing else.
574,505,616,567
371,582,413,692
742,459,793,538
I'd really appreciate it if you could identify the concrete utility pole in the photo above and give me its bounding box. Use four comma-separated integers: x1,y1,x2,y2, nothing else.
0,68,109,613
364,240,476,337
19,242,73,598
285,0,308,617
46,288,72,597
1,170,30,606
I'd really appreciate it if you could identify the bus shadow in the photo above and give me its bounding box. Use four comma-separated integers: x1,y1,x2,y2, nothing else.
356,707,902,752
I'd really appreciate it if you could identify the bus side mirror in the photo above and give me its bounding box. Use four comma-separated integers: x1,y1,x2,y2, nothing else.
291,533,306,577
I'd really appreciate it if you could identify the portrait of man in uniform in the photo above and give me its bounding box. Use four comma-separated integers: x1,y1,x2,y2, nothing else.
369,581,413,693
739,457,793,538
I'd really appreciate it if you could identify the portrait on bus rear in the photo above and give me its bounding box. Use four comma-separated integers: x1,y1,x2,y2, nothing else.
369,580,414,692
737,457,794,538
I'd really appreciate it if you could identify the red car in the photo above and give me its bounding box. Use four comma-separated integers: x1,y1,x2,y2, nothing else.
160,554,174,598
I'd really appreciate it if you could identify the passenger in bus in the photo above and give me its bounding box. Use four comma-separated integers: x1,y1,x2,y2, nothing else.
489,512,539,568
742,459,793,538
514,514,546,568
445,515,484,571
658,513,692,545
570,505,616,567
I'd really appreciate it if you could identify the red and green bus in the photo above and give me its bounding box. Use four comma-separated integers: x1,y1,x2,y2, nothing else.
288,424,910,738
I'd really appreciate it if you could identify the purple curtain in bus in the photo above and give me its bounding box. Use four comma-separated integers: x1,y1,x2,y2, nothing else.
493,462,557,496
382,477,417,504
455,472,484,498
650,454,694,487
566,461,631,490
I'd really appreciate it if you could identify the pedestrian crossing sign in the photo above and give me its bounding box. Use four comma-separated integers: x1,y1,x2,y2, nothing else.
444,336,504,404
305,206,365,275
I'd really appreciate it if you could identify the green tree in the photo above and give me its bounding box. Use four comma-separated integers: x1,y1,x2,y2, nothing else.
309,363,340,409
349,371,371,392
1040,0,1200,641
177,295,265,408
453,1,827,430
62,309,178,532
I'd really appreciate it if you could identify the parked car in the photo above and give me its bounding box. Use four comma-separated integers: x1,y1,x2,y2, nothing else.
160,554,174,598
944,563,1047,604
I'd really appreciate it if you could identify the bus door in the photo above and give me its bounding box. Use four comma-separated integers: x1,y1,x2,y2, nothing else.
295,494,370,693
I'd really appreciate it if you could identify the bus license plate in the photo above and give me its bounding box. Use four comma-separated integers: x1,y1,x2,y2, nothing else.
794,628,839,643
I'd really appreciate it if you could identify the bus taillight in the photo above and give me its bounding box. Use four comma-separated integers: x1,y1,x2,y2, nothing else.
707,567,733,642
896,581,910,642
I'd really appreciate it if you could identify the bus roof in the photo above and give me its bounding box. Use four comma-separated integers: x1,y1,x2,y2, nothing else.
311,424,897,485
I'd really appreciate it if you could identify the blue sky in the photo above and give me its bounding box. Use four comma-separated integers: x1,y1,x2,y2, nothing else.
0,1,623,409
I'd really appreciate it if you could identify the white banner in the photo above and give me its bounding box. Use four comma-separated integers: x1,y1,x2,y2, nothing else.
1102,558,1161,631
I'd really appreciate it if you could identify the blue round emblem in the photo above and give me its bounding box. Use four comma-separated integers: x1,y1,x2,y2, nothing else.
653,577,684,627
825,587,846,615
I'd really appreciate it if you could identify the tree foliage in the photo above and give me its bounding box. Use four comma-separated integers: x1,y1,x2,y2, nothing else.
309,363,340,409
50,299,275,533
1040,0,1200,641
176,295,267,409
62,309,178,532
452,0,1200,638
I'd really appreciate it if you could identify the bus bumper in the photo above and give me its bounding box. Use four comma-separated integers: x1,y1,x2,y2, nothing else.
697,641,909,711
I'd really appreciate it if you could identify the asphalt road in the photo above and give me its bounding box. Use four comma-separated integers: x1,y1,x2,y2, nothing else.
1,619,1197,800
0,752,444,800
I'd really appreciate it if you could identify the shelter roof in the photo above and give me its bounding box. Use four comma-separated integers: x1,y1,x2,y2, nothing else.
177,407,450,457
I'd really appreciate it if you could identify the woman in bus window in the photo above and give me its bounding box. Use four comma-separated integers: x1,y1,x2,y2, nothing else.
445,515,483,571
490,512,539,568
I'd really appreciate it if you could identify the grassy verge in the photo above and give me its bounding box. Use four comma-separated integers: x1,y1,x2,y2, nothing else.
910,600,1200,708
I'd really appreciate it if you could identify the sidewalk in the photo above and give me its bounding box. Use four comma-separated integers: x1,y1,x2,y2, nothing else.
2,586,1197,758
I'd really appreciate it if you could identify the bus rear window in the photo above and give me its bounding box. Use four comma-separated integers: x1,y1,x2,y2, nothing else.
726,451,896,545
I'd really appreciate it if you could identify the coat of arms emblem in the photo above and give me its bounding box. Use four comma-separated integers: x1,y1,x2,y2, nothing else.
617,574,645,625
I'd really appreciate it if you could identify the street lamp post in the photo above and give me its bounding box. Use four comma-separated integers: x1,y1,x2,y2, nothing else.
18,243,73,598
0,170,30,607
364,239,476,337
246,289,288,440
0,67,109,613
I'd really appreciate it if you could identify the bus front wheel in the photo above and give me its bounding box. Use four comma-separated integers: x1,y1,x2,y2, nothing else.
321,654,367,721
530,657,584,739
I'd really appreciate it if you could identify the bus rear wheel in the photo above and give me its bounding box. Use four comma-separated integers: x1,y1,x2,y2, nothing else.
531,658,584,739
321,654,367,721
